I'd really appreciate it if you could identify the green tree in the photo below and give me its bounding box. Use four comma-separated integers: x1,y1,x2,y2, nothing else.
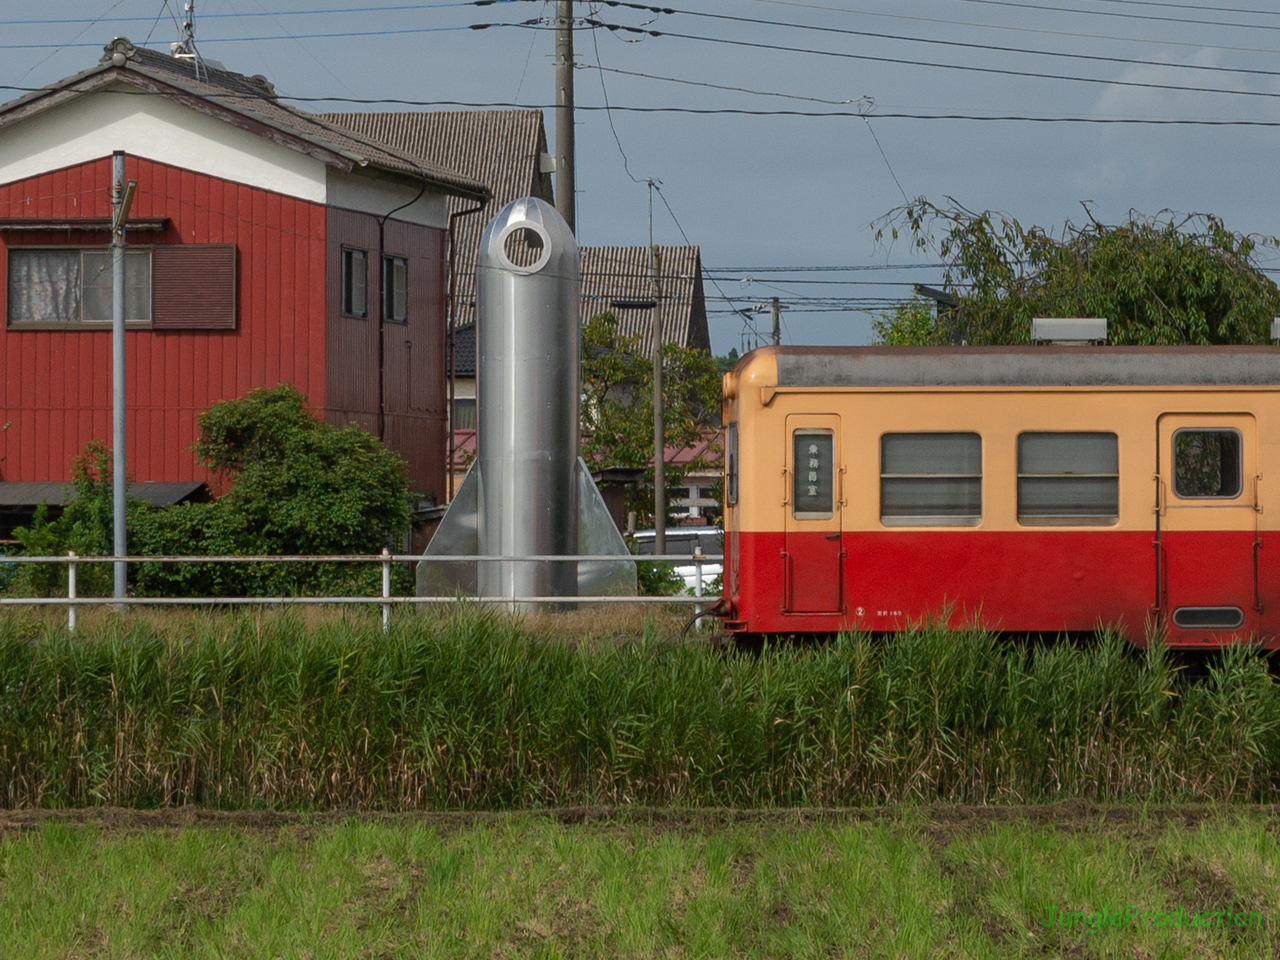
872,199,1280,345
10,386,411,598
580,312,721,528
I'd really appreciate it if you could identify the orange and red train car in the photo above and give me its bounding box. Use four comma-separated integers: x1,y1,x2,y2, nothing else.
718,345,1280,647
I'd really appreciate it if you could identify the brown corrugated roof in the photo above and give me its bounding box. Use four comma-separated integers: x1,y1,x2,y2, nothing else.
0,39,487,199
322,110,709,350
581,245,710,354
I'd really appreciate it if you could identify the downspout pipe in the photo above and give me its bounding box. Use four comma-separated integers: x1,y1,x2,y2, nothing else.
375,178,429,442
446,196,489,501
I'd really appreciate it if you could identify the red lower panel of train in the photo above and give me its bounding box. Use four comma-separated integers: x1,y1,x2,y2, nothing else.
723,529,1274,646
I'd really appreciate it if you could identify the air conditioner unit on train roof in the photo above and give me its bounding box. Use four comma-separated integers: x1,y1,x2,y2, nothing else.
1030,317,1107,345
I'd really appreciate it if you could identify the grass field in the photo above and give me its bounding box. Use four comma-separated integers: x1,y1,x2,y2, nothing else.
2,606,1280,809
2,804,1278,959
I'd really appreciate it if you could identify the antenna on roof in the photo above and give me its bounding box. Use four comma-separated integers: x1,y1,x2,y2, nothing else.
170,2,205,80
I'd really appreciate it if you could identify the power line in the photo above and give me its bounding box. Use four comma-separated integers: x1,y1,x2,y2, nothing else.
12,83,1280,123
583,64,871,108
1084,0,1280,15
949,0,1280,31
0,3,480,24
591,1,1280,74
569,18,1280,101
0,25,478,49
736,0,1280,56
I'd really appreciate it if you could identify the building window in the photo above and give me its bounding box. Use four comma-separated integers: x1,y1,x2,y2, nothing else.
793,429,835,520
451,398,476,430
341,247,368,318
382,255,408,322
1017,432,1119,525
881,432,982,526
1174,429,1242,499
8,247,151,325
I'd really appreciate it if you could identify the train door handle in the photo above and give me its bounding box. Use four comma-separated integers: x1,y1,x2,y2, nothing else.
825,532,840,541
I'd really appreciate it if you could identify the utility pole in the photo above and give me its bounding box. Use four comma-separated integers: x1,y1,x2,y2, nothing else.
554,0,576,233
111,151,136,612
771,296,781,346
648,183,664,556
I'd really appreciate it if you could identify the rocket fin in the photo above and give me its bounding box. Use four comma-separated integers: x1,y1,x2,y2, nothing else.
576,458,638,596
416,463,480,597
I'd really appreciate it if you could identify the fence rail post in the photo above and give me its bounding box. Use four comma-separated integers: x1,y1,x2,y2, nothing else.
693,545,704,629
67,550,77,633
381,547,391,632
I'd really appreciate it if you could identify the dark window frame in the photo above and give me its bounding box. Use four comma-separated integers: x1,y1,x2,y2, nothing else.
1172,428,1243,500
7,245,153,328
341,246,369,319
381,254,408,323
792,428,835,520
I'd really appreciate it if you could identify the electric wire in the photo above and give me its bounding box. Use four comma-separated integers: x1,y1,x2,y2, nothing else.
590,1,1280,74
568,18,1280,102
7,80,1279,124
949,0,1280,31
9,0,127,85
736,0,1280,56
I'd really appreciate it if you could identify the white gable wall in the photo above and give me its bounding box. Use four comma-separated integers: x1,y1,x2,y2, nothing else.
0,83,451,226
0,85,328,201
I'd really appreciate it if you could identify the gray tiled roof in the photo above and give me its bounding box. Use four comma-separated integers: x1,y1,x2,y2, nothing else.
449,243,709,376
581,245,710,354
0,39,487,199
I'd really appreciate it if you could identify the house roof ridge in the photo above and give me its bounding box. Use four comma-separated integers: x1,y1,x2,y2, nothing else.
0,38,488,200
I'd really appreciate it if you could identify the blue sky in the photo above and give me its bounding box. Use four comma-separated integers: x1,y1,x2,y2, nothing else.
7,0,1280,353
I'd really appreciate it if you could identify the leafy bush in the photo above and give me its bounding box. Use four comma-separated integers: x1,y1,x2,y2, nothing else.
9,386,412,598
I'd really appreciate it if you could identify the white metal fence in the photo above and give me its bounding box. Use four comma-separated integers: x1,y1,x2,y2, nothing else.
0,549,723,631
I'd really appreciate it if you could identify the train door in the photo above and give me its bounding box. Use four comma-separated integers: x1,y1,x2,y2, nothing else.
783,415,845,614
1155,414,1260,640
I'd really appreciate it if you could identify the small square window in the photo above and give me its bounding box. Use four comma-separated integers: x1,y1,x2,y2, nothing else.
1173,429,1242,499
341,248,368,318
382,255,408,322
451,397,476,430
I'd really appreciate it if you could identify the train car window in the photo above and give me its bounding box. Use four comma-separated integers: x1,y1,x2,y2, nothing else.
880,433,982,526
1017,432,1119,525
1173,429,1242,499
792,430,834,519
725,422,738,506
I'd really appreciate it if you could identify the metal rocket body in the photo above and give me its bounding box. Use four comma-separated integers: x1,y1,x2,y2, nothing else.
417,198,636,607
476,197,580,598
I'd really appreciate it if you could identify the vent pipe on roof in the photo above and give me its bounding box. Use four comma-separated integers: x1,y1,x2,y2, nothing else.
1030,317,1107,345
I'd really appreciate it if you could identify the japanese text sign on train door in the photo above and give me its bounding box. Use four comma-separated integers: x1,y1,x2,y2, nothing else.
784,416,844,614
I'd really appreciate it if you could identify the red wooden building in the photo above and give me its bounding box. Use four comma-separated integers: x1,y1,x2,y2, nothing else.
0,38,487,513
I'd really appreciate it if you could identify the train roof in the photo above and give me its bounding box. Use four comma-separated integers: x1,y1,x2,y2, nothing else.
751,345,1280,388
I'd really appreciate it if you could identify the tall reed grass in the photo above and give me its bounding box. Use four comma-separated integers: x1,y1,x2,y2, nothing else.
0,609,1276,809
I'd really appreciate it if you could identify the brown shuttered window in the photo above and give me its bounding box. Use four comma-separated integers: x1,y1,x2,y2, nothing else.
151,244,236,330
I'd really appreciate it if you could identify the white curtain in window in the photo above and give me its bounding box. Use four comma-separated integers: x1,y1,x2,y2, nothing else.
8,249,80,323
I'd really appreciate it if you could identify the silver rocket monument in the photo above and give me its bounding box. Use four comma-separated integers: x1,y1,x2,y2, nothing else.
417,197,636,607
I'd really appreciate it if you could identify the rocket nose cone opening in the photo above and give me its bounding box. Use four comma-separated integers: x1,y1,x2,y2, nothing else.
479,196,578,278
495,220,552,275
